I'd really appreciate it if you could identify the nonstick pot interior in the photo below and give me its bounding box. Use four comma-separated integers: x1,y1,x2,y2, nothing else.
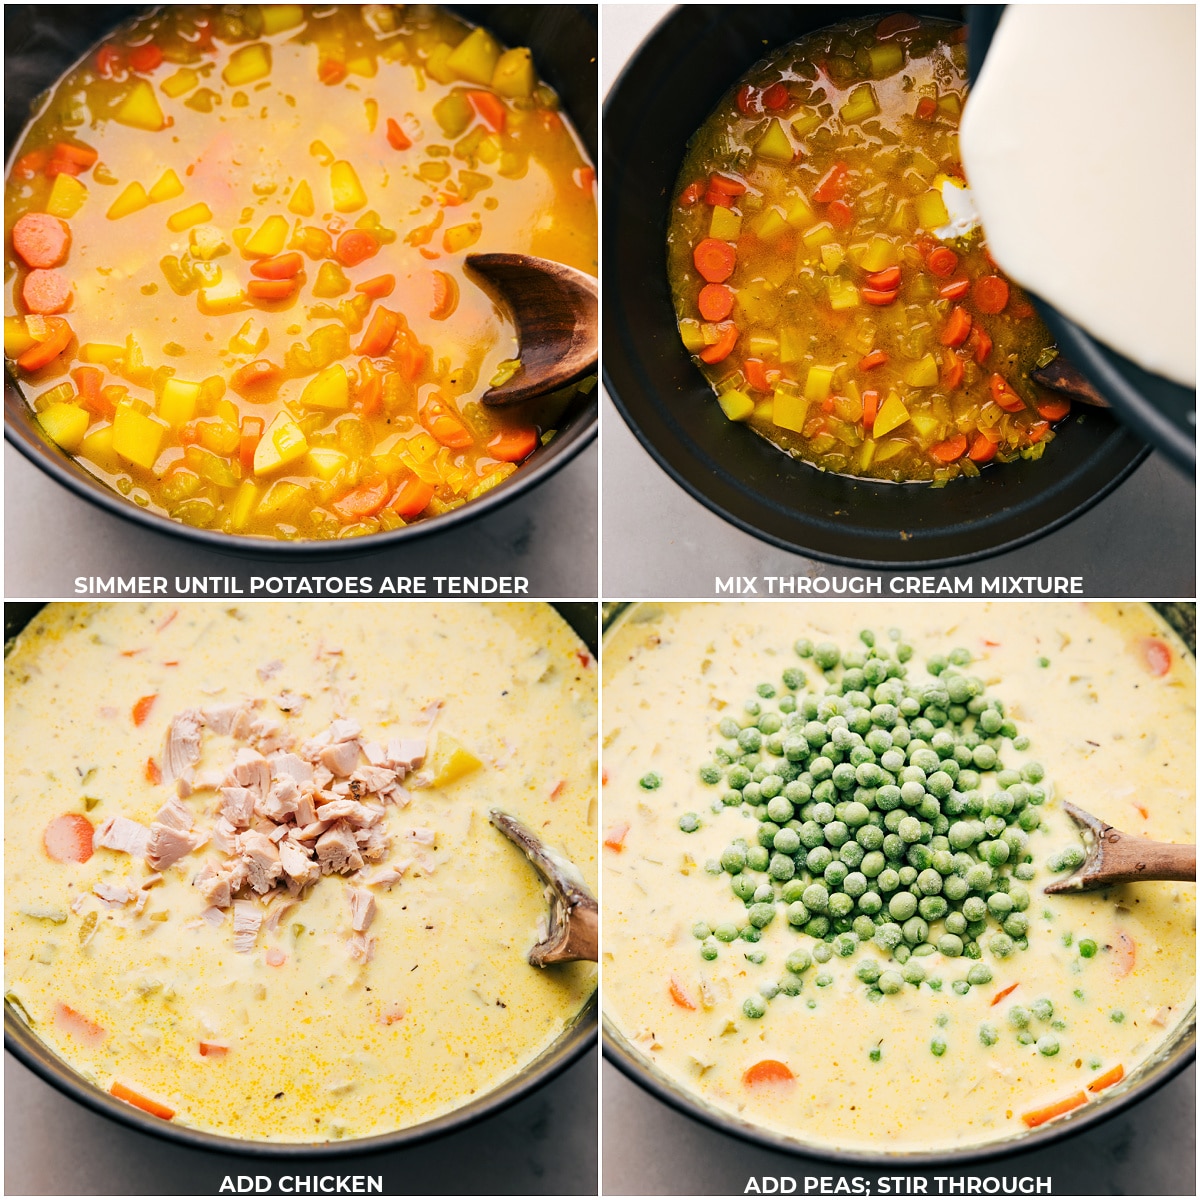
4,600,598,1156
3,4,598,560
603,4,1150,570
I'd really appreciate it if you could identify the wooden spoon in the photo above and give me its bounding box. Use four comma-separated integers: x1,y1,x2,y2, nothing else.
465,253,597,406
1030,354,1110,408
1042,801,1196,894
490,809,598,966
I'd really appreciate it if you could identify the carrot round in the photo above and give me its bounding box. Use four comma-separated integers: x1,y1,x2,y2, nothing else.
16,317,74,371
938,278,970,301
22,268,72,315
110,1081,175,1121
877,12,920,38
743,358,773,393
929,433,967,463
862,287,898,306
914,96,937,121
355,274,396,299
250,252,303,280
742,1059,794,1087
940,306,972,347
230,359,281,394
1140,638,1171,677
430,271,459,320
357,307,399,357
969,433,998,464
12,212,71,269
989,373,1025,413
128,41,164,72
43,814,95,864
698,283,734,322
1036,396,1071,422
693,238,737,284
1021,1091,1087,1129
336,229,379,267
973,275,1010,314
699,323,738,364
827,200,854,229
858,350,888,371
388,474,435,519
488,426,538,463
332,478,389,521
708,173,747,197
761,82,790,110
866,266,901,291
247,278,297,301
926,246,957,277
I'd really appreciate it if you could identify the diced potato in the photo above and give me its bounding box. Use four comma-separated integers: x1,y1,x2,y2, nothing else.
443,222,481,254
330,161,366,212
38,403,90,452
346,54,376,79
157,378,201,426
407,431,439,463
873,391,910,437
804,365,835,403
253,411,309,474
288,180,314,216
433,90,474,138
772,388,809,434
790,109,822,139
80,425,120,472
199,276,246,314
910,412,941,438
306,448,349,481
446,27,501,85
257,480,307,520
904,354,939,388
107,182,151,220
299,363,350,409
223,44,272,87
820,244,844,273
746,334,779,357
827,277,859,311
718,389,754,422
938,92,962,119
888,198,916,234
160,68,199,98
243,214,289,258
228,479,260,532
678,319,706,354
230,318,268,355
260,4,304,35
114,80,166,131
784,195,814,228
709,206,742,241
801,221,834,249
839,83,879,124
425,43,456,85
167,202,213,232
861,235,899,272
312,262,349,297
857,438,877,472
914,188,950,231
148,169,185,203
778,326,805,364
189,224,230,260
4,317,36,358
45,173,88,219
112,404,166,469
492,47,535,98
752,207,787,240
867,43,904,76
754,118,793,163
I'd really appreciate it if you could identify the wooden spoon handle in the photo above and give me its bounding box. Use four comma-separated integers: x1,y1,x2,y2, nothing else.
1030,354,1110,408
1091,831,1197,885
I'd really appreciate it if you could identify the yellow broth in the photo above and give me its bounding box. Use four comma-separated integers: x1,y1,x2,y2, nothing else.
666,15,1067,485
5,5,597,539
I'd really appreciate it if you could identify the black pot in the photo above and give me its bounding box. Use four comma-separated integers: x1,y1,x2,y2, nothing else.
4,599,598,1157
3,5,597,560
603,4,1152,570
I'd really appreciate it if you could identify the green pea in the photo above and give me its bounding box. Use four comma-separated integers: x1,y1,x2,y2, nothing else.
678,812,700,833
1078,938,1098,958
639,772,662,790
1110,1009,1126,1024
1037,1034,1059,1057
1008,1005,1030,1029
869,1047,882,1062
785,948,812,975
1031,998,1054,1022
967,964,993,986
777,975,803,997
902,916,929,946
1003,912,1029,937
743,996,766,1019
944,911,967,937
978,1022,999,1047
938,934,964,958
902,961,927,984
747,845,770,871
795,638,814,658
772,827,800,855
700,939,719,961
714,922,739,942
888,892,918,922
1016,1030,1035,1045
748,902,776,929
930,1036,947,1057
878,970,903,995
768,853,795,881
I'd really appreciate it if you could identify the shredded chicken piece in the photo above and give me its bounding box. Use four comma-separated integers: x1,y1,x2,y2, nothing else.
93,881,133,906
257,660,284,682
162,709,203,783
232,901,262,952
316,821,364,874
94,816,151,859
347,887,377,933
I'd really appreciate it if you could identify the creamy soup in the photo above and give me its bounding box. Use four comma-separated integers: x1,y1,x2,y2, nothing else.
6,602,597,1142
602,602,1194,1153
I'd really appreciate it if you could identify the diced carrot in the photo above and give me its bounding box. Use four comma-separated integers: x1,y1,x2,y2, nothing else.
71,366,104,412
929,433,967,463
230,359,282,394
827,199,854,229
22,269,72,315
132,694,157,726
862,287,898,306
429,270,458,320
940,306,972,347
1029,419,1052,443
247,278,297,301
16,317,74,371
761,82,790,110
926,246,957,276
318,56,347,85
1021,1092,1087,1128
392,324,426,380
938,278,970,301
877,12,920,38
250,252,303,280
679,181,703,207
336,229,379,267
743,358,773,392
96,45,124,77
941,348,963,390
914,96,937,121
239,416,264,471
12,213,71,269
973,275,1010,314
49,142,98,171
991,982,1020,1006
357,362,383,416
989,373,1025,413
421,394,473,449
56,1002,106,1044
1113,931,1136,978
332,478,390,522
709,173,747,197
145,757,162,785
866,266,901,290
693,238,737,284
467,90,507,133
969,432,998,464
736,84,759,116
603,822,629,851
742,1059,795,1087
668,976,696,1010
199,1041,229,1057
357,306,399,357
13,148,50,178
1088,1064,1125,1094
1140,638,1171,677
862,389,879,429
488,426,538,462
110,1081,175,1121
387,473,435,519
96,384,125,418
699,323,738,364
813,162,849,203
698,283,734,322
128,42,164,73
1036,396,1071,422
858,350,888,371
43,814,95,864
1132,802,1150,820
705,187,733,209
967,326,992,365
385,118,412,151
355,274,396,299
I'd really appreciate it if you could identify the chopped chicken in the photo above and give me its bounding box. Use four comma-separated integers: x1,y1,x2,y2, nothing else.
232,901,262,953
162,709,204,783
94,815,151,859
257,660,283,682
320,738,361,777
316,821,364,874
347,887,377,932
348,933,376,963
194,863,233,909
146,822,203,871
365,863,409,890
219,787,256,828
227,747,271,801
385,737,427,771
154,796,194,832
93,881,133,906
239,830,283,894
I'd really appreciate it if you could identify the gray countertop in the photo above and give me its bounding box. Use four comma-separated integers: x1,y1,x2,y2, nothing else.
5,1048,597,1196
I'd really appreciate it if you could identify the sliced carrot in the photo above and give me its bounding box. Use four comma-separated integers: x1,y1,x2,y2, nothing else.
356,361,383,416
679,181,703,207
708,173,747,197
1036,396,1071,422
743,358,774,393
914,96,938,121
336,229,379,267
199,1041,229,1058
387,473,435,519
47,142,99,175
693,238,737,284
128,42,164,73
813,162,849,203
12,213,71,269
941,348,963,390
862,287,898,306
989,373,1025,413
991,982,1020,1007
760,82,790,110
230,359,281,393
239,416,264,471
967,326,992,365
827,199,854,229
1021,1092,1087,1129
467,90,507,133
698,283,734,322
392,324,426,380
969,433,998,464
56,1002,106,1044
705,187,734,209
858,350,888,371
929,433,967,463
247,278,297,301
44,814,95,864
110,1082,175,1121
938,278,970,301
699,323,738,364
421,394,473,449
940,306,972,347
145,757,162,785
1113,931,1136,978
16,317,74,371
132,694,157,726
250,252,303,280
488,426,538,463
973,275,1010,314
603,822,629,851
866,266,901,291
385,117,411,151
926,246,957,276
355,273,396,299
318,56,347,85
862,389,879,429
742,1059,794,1087
668,976,696,1010
13,148,51,178
1088,1064,1125,1094
357,307,399,357
71,365,104,412
429,270,458,320
22,269,72,315
1140,638,1172,677
332,478,390,522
